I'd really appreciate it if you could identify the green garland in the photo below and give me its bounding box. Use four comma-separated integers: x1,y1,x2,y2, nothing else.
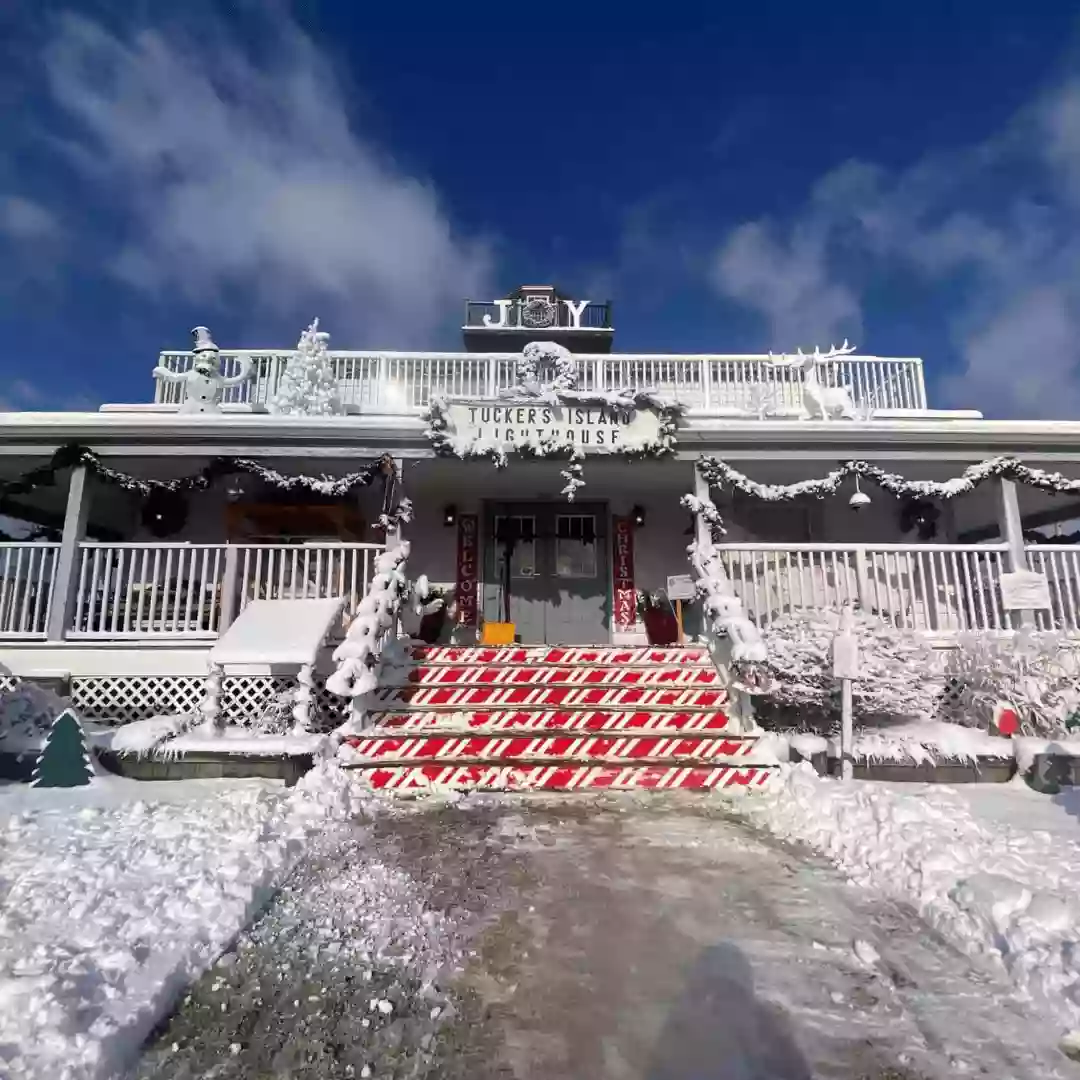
696,454,1080,502
0,444,397,500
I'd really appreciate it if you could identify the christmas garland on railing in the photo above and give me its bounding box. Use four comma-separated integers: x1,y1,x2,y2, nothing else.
0,444,397,500
696,454,1080,502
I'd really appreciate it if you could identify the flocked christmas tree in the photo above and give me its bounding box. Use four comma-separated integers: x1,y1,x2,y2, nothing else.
268,318,343,416
31,708,94,787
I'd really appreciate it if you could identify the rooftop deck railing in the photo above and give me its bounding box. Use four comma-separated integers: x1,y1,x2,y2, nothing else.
152,351,929,414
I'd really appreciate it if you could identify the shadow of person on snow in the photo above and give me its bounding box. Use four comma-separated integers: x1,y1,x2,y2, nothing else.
647,941,813,1080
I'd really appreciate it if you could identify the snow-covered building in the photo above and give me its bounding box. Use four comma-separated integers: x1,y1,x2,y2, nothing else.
2,284,1080,736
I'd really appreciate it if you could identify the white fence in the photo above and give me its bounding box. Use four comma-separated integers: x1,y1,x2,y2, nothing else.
0,543,60,639
153,350,929,414
65,542,384,640
717,543,1017,633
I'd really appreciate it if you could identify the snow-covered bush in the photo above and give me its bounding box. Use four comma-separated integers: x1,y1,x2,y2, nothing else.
268,318,343,416
755,610,942,729
940,631,1080,737
0,680,71,749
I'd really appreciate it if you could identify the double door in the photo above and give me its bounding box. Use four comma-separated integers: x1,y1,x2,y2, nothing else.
482,501,609,645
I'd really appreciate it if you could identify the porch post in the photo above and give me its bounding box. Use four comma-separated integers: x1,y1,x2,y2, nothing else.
996,478,1034,628
45,465,91,641
693,460,711,548
388,456,406,546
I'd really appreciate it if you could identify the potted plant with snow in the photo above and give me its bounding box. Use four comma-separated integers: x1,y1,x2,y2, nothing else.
417,585,450,645
637,589,679,646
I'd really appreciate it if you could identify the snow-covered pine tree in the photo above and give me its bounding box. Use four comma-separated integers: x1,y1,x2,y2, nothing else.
268,318,343,416
31,708,94,787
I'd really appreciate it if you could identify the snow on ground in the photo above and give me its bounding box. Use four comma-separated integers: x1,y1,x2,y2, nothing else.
736,763,1080,1043
0,766,371,1080
759,720,1016,765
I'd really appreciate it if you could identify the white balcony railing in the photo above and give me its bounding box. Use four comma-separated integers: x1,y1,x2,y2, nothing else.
0,543,60,639
67,542,385,640
717,543,1017,634
152,350,929,414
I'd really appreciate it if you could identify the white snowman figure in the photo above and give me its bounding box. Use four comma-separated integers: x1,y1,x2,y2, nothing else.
153,326,253,414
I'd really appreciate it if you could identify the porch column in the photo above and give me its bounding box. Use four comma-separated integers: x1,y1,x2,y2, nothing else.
996,478,1033,628
388,456,406,546
45,465,91,641
693,460,711,548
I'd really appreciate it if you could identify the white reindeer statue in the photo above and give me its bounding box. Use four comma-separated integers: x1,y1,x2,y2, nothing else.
770,339,858,421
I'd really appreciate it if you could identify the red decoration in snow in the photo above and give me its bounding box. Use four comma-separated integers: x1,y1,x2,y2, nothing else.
612,515,636,630
992,702,1020,737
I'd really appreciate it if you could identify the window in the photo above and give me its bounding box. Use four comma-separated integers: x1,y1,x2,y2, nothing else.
494,515,537,579
555,514,597,578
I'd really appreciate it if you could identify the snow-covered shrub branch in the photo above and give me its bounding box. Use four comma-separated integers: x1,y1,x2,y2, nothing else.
753,610,943,729
941,632,1080,737
0,680,71,750
326,543,410,718
374,496,413,533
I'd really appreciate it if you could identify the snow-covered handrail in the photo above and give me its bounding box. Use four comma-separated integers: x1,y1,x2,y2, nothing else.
682,493,772,694
325,543,410,717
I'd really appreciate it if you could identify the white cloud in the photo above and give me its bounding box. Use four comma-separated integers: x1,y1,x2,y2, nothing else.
37,12,492,346
708,77,1080,418
0,196,60,241
711,220,860,350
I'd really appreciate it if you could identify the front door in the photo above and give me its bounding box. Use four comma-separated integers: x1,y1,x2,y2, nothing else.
482,501,609,645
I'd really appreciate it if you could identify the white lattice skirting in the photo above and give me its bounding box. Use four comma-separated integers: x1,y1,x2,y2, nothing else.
2,674,349,728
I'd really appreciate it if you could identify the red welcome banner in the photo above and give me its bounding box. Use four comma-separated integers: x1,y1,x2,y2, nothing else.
456,514,479,626
612,515,636,629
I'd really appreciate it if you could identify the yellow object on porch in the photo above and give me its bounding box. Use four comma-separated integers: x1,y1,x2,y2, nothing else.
481,622,516,646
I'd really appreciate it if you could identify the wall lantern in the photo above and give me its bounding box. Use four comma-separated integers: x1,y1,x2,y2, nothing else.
631,504,646,528
443,504,458,528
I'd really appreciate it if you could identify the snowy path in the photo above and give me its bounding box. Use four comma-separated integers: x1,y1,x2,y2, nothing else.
132,795,1073,1079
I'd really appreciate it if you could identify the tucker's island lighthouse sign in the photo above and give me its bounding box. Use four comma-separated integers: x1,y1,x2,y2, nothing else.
423,341,682,461
446,402,660,450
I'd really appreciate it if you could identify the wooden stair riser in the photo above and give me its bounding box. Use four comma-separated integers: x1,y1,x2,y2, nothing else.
354,763,773,791
342,734,759,764
365,710,733,733
404,665,723,687
406,646,710,666
374,685,728,710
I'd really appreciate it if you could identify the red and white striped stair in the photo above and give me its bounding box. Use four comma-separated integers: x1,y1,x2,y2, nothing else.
340,644,775,792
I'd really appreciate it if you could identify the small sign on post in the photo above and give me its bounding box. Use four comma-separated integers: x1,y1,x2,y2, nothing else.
666,575,696,646
1000,570,1051,611
832,606,860,781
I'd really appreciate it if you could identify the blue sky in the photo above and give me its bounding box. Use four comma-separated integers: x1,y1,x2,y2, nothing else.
3,2,1080,417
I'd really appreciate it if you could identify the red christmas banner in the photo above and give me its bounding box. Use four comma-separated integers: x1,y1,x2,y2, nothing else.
612,515,636,630
456,514,479,626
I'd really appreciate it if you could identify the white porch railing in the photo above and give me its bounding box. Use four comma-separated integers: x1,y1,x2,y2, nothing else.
66,542,384,640
717,543,1017,633
153,350,929,414
235,543,382,623
0,543,60,639
1026,545,1080,633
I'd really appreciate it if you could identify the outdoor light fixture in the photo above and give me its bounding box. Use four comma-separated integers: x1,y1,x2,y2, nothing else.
632,504,646,528
848,476,871,511
443,504,457,528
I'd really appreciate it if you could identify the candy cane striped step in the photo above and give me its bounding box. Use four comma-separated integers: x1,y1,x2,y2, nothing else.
365,709,732,733
405,646,711,666
355,763,773,792
373,685,728,710
341,733,760,764
405,665,722,687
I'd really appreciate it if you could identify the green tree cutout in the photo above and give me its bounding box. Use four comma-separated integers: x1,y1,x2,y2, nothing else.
31,709,94,788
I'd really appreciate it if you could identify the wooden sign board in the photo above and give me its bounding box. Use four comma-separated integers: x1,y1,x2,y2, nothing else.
666,574,696,601
1000,571,1052,611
